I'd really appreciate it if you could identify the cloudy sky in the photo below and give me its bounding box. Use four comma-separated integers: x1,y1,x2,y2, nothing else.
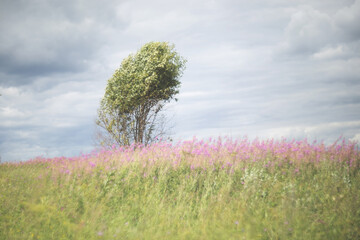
1,0,359,162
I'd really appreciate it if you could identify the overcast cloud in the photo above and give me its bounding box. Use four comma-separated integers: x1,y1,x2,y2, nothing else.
1,0,359,162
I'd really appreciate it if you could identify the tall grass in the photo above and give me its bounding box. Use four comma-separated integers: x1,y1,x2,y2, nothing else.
1,137,359,239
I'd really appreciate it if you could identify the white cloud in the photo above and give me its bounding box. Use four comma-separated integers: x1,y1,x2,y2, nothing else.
350,133,360,143
312,45,349,60
0,86,21,97
0,107,26,118
262,121,360,143
0,0,122,80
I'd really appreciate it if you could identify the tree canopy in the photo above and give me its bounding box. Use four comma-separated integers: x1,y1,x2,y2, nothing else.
96,42,186,146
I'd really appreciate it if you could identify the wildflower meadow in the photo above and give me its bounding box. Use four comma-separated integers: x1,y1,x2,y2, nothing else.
1,137,359,239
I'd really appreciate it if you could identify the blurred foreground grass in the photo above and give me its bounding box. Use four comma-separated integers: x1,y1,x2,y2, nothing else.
1,138,359,239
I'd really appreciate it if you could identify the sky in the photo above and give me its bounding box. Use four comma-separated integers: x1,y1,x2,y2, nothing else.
0,0,359,162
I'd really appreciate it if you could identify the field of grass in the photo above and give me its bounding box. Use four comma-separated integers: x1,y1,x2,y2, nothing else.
1,137,359,239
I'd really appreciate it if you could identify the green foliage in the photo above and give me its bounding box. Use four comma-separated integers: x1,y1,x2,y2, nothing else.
105,41,185,112
97,42,186,146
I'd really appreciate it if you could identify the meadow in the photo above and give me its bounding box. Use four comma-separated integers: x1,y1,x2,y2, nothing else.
1,137,359,239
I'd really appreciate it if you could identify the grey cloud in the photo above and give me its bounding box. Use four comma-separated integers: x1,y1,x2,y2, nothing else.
0,76,103,161
335,0,360,41
175,53,360,142
0,124,95,161
0,0,124,86
277,0,360,59
284,8,334,55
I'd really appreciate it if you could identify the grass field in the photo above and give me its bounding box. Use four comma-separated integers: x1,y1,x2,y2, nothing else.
1,137,359,239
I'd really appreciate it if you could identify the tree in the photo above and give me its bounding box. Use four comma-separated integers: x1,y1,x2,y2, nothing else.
96,42,186,147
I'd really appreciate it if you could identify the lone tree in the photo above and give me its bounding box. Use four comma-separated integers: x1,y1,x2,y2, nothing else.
96,42,186,147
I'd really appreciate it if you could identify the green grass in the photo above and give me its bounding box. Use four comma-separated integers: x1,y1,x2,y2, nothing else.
1,139,359,239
